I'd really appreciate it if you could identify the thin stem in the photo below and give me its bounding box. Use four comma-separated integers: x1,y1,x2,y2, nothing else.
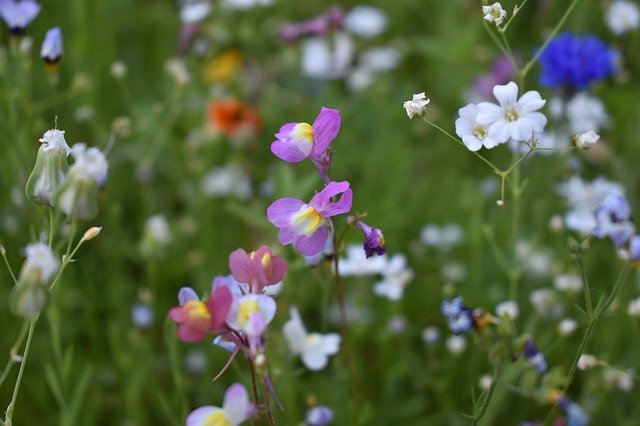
48,207,55,248
500,0,530,33
576,257,593,318
1,247,19,286
472,364,501,425
521,0,582,78
261,377,275,426
600,261,632,315
0,321,29,389
482,21,512,66
561,319,596,395
4,320,36,424
247,358,260,409
331,227,362,424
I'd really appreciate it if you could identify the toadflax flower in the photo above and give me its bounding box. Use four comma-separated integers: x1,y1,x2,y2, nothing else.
40,26,62,63
226,294,276,340
403,92,429,119
353,220,386,257
482,3,506,26
25,129,71,206
476,81,547,144
0,0,40,34
523,337,548,374
455,103,501,151
228,246,287,293
169,285,233,343
186,383,253,426
267,181,353,256
283,306,340,371
441,297,475,334
592,193,635,247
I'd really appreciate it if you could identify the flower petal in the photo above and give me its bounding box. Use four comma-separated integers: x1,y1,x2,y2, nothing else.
493,81,518,106
267,198,305,226
294,225,329,256
224,383,252,424
271,140,308,163
186,406,221,426
310,107,341,157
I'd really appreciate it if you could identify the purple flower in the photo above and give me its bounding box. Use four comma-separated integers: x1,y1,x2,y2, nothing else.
630,235,640,261
271,107,340,181
0,0,40,34
267,181,353,256
441,297,474,334
40,26,62,63
355,220,386,258
473,54,519,100
524,338,548,374
557,397,589,426
592,193,635,247
306,405,334,426
186,383,253,426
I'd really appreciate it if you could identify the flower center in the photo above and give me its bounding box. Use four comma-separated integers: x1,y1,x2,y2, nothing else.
291,205,323,236
290,123,314,155
238,299,259,326
505,107,519,122
204,410,230,426
184,300,212,330
472,125,487,140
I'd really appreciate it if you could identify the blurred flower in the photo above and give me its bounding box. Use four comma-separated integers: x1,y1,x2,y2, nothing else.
169,285,232,342
538,33,616,89
131,303,154,330
441,261,466,283
165,57,191,85
186,383,253,426
479,375,493,391
473,55,519,101
422,326,441,345
306,405,333,426
201,164,252,200
202,49,242,83
267,181,353,256
283,306,340,371
446,335,467,355
482,3,506,26
141,214,171,258
228,246,287,293
555,395,590,426
476,81,547,144
495,300,519,319
605,0,640,36
592,193,635,247
572,130,599,149
179,0,211,24
558,319,578,336
280,7,343,43
455,103,501,151
554,273,582,293
301,32,354,80
442,297,474,334
207,99,261,138
578,354,599,370
523,338,547,374
11,242,58,319
25,129,71,206
338,243,387,276
221,0,273,10
387,315,407,334
565,92,610,134
529,288,558,317
110,60,128,78
373,254,413,301
226,294,276,339
627,296,640,317
0,0,40,34
420,223,463,250
185,349,207,374
40,26,62,63
343,5,386,38
403,92,429,119
353,220,385,258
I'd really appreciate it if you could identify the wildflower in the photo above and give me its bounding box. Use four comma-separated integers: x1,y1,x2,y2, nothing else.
554,273,583,293
267,181,353,256
403,92,429,119
0,0,39,34
207,99,262,138
300,33,354,80
627,296,640,317
558,319,578,336
226,294,276,339
482,3,506,26
25,129,71,206
421,223,464,250
169,285,232,343
605,0,640,36
270,107,340,179
164,57,191,85
201,164,253,200
141,214,171,258
446,335,467,355
422,326,440,345
228,246,287,293
221,0,273,10
353,220,385,257
338,243,387,276
479,375,493,391
56,143,109,220
306,405,333,426
10,242,58,319
592,193,635,247
185,349,207,374
523,338,548,374
455,103,501,151
578,354,599,370
495,300,519,319
110,61,128,78
441,297,474,334
538,33,616,89
476,81,547,143
566,92,609,134
372,254,413,301
40,26,62,64
186,383,253,426
202,49,243,84
572,131,600,149
550,394,590,426
343,5,387,38
283,306,340,371
441,261,466,283
529,288,557,317
131,303,154,330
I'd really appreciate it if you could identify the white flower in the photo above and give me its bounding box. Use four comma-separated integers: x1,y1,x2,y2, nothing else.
476,81,547,143
70,143,108,185
529,288,557,317
446,335,467,355
628,297,640,317
283,307,340,371
578,354,599,370
573,130,600,149
606,0,640,36
479,375,493,391
616,370,635,391
373,254,414,301
301,32,354,80
359,46,401,72
421,326,440,344
554,273,583,293
566,92,609,134
145,214,171,245
495,300,519,319
23,242,59,283
403,92,430,119
201,164,252,199
110,61,128,78
420,223,463,250
558,318,578,336
455,103,501,151
440,261,466,283
339,244,387,276
482,3,507,26
179,0,211,24
344,5,387,38
221,0,273,10
39,129,71,155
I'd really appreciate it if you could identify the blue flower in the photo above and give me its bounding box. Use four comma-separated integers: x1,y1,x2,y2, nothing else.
592,193,635,247
524,338,548,374
441,297,474,334
558,397,590,426
538,33,616,89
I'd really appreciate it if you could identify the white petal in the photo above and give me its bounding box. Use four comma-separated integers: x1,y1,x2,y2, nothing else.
301,350,330,371
186,407,221,426
493,82,518,107
475,102,503,125
462,135,483,151
517,90,546,113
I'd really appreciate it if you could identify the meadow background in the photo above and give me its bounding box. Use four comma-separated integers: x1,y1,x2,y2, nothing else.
1,0,640,424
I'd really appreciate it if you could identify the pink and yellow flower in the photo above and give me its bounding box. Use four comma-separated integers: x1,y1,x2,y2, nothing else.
168,285,232,343
228,246,287,293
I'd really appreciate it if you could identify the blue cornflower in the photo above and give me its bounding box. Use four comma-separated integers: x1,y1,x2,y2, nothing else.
523,338,548,374
441,297,474,334
538,33,616,89
592,193,635,247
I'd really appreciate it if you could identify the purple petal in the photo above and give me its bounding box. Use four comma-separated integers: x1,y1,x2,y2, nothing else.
224,383,252,424
271,140,308,163
278,225,299,245
178,287,199,305
310,107,341,157
319,188,352,217
208,285,232,331
267,198,305,226
294,225,328,256
309,181,350,211
274,122,297,139
186,407,220,426
228,248,253,284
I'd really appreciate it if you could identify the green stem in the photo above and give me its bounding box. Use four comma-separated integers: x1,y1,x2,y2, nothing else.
500,0,530,33
0,321,29,389
48,207,55,248
4,320,36,424
1,247,19,286
576,257,593,318
472,364,501,425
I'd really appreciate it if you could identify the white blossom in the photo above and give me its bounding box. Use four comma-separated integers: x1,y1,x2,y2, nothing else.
606,0,640,36
446,335,467,355
23,242,59,283
455,103,501,151
283,306,340,371
70,143,109,185
372,254,414,301
566,92,609,134
39,129,71,155
495,300,519,319
558,319,578,336
628,297,640,317
344,5,387,38
578,354,599,370
403,92,430,119
482,3,507,26
301,32,354,80
573,131,600,149
201,164,252,199
554,273,583,293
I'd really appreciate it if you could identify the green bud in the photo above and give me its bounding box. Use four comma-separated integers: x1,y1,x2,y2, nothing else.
10,280,49,320
25,129,71,206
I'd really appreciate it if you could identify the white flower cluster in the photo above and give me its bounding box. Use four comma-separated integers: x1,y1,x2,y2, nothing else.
403,92,430,119
23,242,59,283
282,306,340,371
482,3,507,26
420,223,463,251
70,143,109,185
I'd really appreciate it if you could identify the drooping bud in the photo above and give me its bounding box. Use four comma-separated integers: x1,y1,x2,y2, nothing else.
25,129,71,206
10,242,58,319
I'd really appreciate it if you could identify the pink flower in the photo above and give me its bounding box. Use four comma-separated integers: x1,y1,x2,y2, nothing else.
267,181,352,256
168,285,232,342
228,246,287,293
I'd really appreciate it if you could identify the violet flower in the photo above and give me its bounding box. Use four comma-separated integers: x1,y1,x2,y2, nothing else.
524,338,548,374
355,220,386,257
0,0,40,34
267,181,353,256
592,193,635,247
40,26,62,63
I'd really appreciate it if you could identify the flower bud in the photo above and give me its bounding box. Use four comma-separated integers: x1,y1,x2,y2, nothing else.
10,242,58,319
81,226,102,242
25,129,71,206
572,130,600,149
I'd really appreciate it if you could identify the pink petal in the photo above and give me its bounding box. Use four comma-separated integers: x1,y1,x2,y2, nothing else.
266,255,287,284
208,285,233,331
274,122,297,139
310,107,341,157
228,248,253,284
177,324,207,343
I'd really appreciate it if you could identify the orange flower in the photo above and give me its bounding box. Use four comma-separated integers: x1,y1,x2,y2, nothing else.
207,99,262,138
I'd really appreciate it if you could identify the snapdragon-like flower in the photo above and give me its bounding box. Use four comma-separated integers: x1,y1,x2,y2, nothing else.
551,394,590,426
592,193,635,247
271,107,340,177
538,33,616,89
40,26,62,63
226,294,276,339
186,383,253,426
605,0,640,36
482,3,506,26
228,246,287,293
403,92,429,119
169,285,232,342
523,338,548,374
455,103,501,151
0,0,40,34
353,220,385,257
283,306,340,371
372,254,413,301
476,81,547,143
267,181,353,256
